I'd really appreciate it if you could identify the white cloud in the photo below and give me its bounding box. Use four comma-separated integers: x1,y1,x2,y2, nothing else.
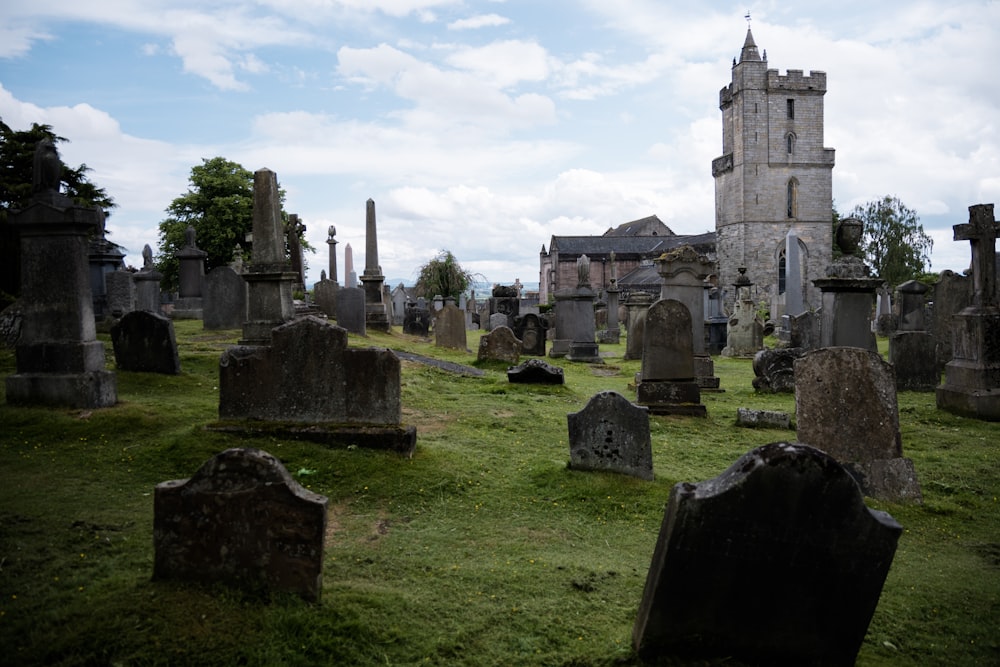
447,14,510,30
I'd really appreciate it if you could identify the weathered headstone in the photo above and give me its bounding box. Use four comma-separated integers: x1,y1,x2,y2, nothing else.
434,298,467,351
735,407,792,429
722,268,763,358
936,203,1000,420
633,441,902,665
403,304,431,336
636,298,705,416
795,347,922,502
751,347,805,393
5,139,117,408
153,447,328,602
488,312,509,333
931,269,972,370
133,244,163,313
111,310,181,374
656,245,719,390
286,214,306,292
784,229,805,317
624,291,653,361
312,278,339,320
890,279,938,391
477,325,522,364
552,255,600,362
513,312,547,356
218,316,413,453
203,266,247,330
813,218,880,350
507,358,564,384
390,283,407,326
173,225,207,319
567,391,652,480
335,286,366,336
105,269,136,317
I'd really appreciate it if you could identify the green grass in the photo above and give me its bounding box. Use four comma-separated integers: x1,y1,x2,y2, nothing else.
1,321,998,666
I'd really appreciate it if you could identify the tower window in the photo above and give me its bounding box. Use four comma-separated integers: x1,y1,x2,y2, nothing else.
787,133,795,154
787,99,795,119
778,250,787,294
786,179,798,218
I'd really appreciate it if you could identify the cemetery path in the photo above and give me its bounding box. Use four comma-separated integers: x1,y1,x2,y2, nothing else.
393,350,484,377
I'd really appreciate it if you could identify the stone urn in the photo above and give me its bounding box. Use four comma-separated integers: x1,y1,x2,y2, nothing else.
836,218,864,255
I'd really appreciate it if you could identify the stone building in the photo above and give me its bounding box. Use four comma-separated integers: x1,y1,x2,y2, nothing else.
713,29,835,316
539,215,715,303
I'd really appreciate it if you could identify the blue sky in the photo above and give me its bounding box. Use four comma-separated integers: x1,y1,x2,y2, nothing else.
2,1,998,287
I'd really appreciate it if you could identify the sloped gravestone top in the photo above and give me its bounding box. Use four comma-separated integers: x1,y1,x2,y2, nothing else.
153,448,328,601
477,325,522,364
633,442,901,665
507,358,564,384
568,391,652,480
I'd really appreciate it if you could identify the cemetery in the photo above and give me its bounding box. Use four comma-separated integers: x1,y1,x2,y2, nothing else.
1,315,998,666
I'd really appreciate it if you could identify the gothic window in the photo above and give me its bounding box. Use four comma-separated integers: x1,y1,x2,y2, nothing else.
786,133,795,154
786,179,799,218
778,250,787,294
787,99,795,119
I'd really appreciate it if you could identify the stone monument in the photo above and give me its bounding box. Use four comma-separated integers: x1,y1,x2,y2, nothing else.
813,217,880,350
936,203,1000,420
890,279,938,391
5,139,117,408
359,199,390,332
635,299,706,416
172,225,208,319
722,267,763,358
553,255,600,363
567,391,653,480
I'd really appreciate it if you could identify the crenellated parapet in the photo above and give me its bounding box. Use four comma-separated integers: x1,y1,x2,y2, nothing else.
767,69,827,92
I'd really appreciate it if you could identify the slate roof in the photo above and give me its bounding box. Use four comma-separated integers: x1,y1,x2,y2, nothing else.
548,231,716,258
603,215,675,237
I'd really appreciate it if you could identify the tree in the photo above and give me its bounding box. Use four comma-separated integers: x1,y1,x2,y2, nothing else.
413,250,476,300
850,195,933,287
156,157,261,291
0,119,117,301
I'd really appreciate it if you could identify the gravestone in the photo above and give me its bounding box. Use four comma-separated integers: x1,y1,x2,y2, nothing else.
312,278,339,320
335,287,367,336
875,285,896,336
567,391,652,480
553,255,600,363
173,225,207,319
599,254,622,344
488,312,509,333
5,139,117,408
890,279,938,391
105,269,136,317
217,316,414,452
633,442,902,665
111,310,181,374
795,347,922,502
488,284,519,331
286,214,306,292
153,447,328,602
434,298,467,351
788,309,821,349
507,358,564,384
203,266,246,330
813,218,880,350
513,312,547,356
784,229,805,317
722,268,763,358
359,199,390,332
936,203,1000,420
240,168,296,345
751,347,805,393
133,245,163,313
390,283,407,326
636,299,705,416
624,291,652,361
931,270,972,370
477,325,522,364
403,304,431,336
656,246,719,390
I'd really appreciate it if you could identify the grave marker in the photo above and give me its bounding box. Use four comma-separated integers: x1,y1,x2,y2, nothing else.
567,391,652,480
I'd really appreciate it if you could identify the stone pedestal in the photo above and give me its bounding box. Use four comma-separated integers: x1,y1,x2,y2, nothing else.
174,227,207,320
5,190,117,408
814,277,880,350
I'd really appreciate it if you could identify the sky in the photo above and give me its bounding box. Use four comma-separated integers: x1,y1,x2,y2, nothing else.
1,1,998,288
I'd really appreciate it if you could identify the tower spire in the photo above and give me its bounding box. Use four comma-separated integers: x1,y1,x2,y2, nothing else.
740,25,761,63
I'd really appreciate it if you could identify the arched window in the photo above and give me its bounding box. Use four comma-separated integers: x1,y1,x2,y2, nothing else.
786,179,798,218
778,249,787,294
786,133,795,154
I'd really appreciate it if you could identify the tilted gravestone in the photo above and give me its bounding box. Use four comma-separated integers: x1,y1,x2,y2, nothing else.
567,391,652,480
633,441,902,665
795,347,921,502
111,310,181,374
477,325,522,364
203,266,247,330
507,358,564,384
153,447,328,602
751,347,805,393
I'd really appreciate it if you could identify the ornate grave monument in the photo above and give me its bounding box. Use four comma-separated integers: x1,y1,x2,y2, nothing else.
360,199,390,332
813,217,880,350
5,139,117,408
172,225,208,319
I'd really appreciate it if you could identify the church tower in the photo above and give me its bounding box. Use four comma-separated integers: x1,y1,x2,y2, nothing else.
713,28,835,316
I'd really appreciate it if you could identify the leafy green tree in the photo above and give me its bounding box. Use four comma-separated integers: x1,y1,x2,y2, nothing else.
0,119,117,301
413,250,476,300
851,195,933,287
156,157,261,291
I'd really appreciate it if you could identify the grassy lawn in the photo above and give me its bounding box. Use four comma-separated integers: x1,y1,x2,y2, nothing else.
0,319,997,666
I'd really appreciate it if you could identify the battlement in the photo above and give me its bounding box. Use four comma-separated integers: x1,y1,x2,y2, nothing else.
719,84,733,108
767,69,826,92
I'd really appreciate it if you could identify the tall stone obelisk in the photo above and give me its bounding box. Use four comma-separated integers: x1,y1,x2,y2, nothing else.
360,198,390,331
239,168,297,345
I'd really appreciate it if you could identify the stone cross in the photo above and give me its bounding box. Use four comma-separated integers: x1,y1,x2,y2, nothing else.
953,204,998,308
